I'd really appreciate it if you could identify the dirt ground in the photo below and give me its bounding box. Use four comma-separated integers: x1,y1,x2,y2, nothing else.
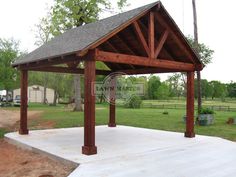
0,109,42,129
0,109,76,177
0,140,76,177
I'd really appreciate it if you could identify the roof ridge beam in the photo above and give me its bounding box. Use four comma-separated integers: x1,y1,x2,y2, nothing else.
149,12,155,58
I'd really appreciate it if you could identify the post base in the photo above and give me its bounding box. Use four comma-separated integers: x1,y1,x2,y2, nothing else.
108,123,116,127
19,129,29,135
184,131,195,138
82,146,97,155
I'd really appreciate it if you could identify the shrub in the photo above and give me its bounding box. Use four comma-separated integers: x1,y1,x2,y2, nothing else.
125,96,142,109
163,111,169,115
199,108,214,114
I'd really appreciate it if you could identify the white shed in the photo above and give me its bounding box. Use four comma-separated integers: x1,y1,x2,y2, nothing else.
13,85,55,104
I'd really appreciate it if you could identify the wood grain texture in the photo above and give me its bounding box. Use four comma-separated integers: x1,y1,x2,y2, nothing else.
185,71,195,138
19,70,28,135
82,59,97,155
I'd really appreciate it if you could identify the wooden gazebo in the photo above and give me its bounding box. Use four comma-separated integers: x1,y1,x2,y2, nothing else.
12,1,203,155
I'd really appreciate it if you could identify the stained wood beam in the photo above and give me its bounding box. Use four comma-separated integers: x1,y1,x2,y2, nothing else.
95,50,195,71
19,70,28,135
66,61,79,68
29,66,111,75
105,41,123,70
117,68,183,75
155,13,196,63
114,35,136,55
154,30,169,58
149,12,155,58
16,54,83,70
108,76,116,127
82,8,150,51
139,21,174,60
185,71,195,138
133,21,150,57
82,59,97,155
107,39,135,69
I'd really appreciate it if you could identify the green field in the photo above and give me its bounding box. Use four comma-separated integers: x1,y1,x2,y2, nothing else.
0,128,7,138
142,98,236,111
2,99,236,141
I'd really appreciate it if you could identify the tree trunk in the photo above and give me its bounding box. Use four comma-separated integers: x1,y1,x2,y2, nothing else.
43,86,47,104
73,74,83,111
6,90,9,104
192,0,202,113
43,73,48,104
53,90,57,106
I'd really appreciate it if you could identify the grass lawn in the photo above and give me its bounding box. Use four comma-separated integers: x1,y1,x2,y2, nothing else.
2,100,236,141
0,128,7,138
27,103,236,141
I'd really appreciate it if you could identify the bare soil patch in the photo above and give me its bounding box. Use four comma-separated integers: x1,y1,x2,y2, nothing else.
0,109,42,129
0,140,76,177
0,109,75,176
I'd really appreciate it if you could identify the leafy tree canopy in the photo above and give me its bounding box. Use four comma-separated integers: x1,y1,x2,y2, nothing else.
187,36,214,66
0,38,23,91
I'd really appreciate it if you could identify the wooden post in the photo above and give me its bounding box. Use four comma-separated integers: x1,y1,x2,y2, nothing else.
108,76,116,127
19,70,29,135
185,71,195,138
82,58,97,155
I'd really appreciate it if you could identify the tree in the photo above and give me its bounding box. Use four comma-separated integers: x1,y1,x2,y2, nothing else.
166,73,184,98
227,82,236,98
187,37,214,66
191,0,214,114
0,38,22,103
187,36,214,107
156,82,170,100
34,15,54,104
46,0,129,111
147,75,161,99
210,81,227,101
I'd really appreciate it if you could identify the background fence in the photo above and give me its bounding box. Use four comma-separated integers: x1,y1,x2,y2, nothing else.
142,103,236,112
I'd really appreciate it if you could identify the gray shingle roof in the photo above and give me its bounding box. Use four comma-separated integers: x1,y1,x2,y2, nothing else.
13,1,160,66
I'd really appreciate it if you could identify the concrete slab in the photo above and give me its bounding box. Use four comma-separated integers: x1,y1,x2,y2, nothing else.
5,126,236,177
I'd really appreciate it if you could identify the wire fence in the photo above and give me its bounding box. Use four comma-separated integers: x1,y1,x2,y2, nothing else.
142,103,236,112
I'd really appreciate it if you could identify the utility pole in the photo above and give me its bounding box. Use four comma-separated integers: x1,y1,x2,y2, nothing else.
192,0,202,114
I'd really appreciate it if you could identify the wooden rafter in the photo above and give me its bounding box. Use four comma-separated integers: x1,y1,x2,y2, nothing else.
114,35,136,55
84,8,150,51
154,29,169,58
29,66,111,75
106,40,135,69
116,68,183,75
139,21,173,60
155,13,196,63
95,50,195,71
105,41,123,70
149,12,155,58
133,21,150,57
112,35,135,69
17,54,83,70
66,61,79,68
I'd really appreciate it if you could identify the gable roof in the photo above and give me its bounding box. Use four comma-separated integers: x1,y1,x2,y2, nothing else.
13,2,159,66
13,1,201,67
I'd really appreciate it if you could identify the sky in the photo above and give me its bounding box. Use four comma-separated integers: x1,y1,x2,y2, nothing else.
0,0,235,83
